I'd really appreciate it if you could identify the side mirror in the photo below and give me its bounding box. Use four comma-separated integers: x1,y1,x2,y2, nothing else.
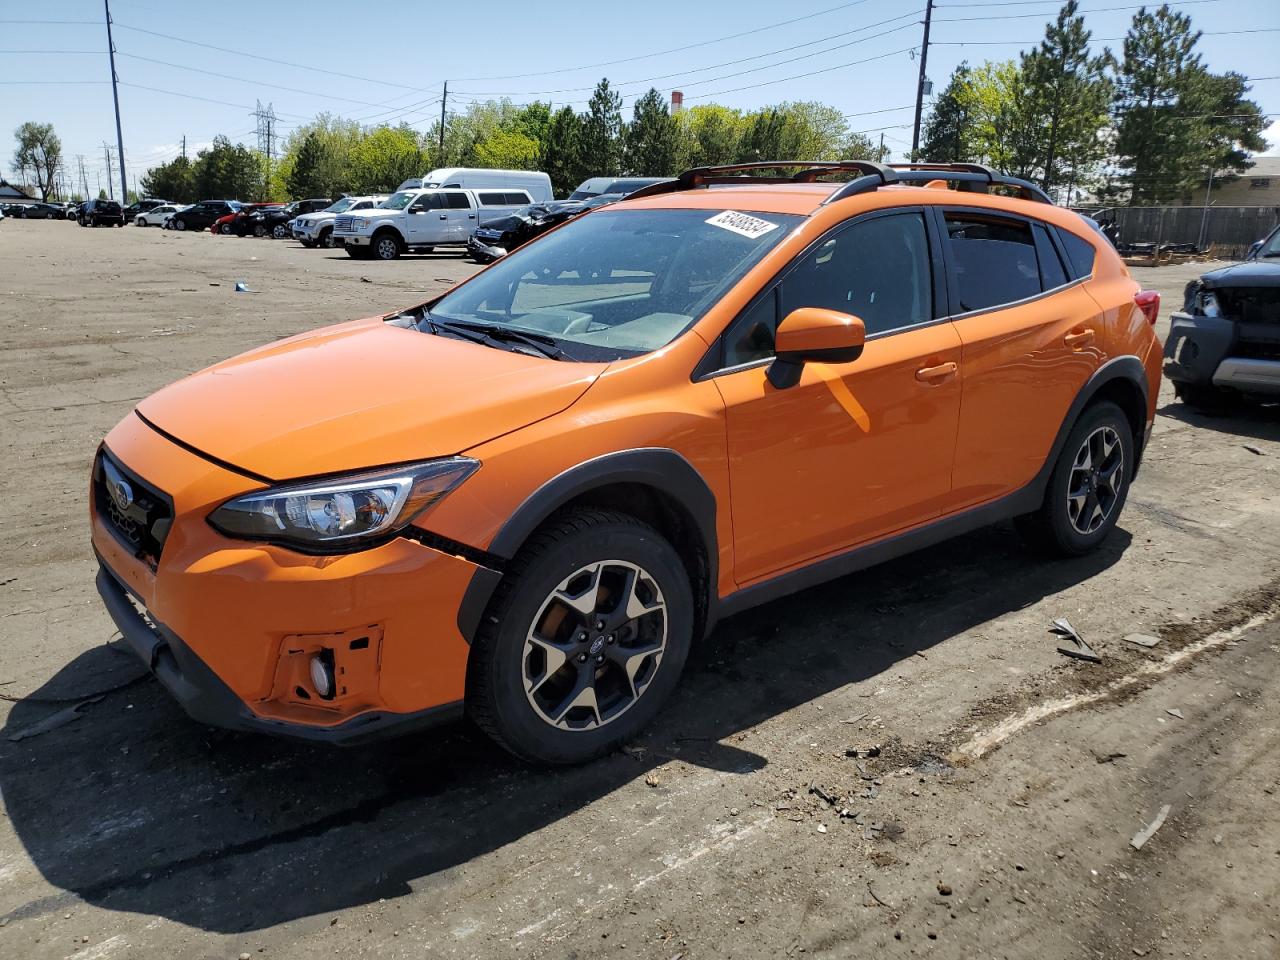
767,308,866,389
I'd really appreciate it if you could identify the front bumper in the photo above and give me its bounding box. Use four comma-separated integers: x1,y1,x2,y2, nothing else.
466,236,506,262
91,413,485,743
1164,309,1280,394
338,233,369,246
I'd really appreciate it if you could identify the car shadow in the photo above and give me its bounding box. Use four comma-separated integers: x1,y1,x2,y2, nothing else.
0,522,1129,933
1157,397,1280,443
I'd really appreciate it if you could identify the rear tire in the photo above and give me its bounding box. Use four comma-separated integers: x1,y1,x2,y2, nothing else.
1174,381,1233,411
273,224,289,239
1016,400,1133,557
466,508,693,765
174,218,187,231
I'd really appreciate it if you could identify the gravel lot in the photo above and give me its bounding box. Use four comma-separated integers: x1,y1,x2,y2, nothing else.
0,220,1277,959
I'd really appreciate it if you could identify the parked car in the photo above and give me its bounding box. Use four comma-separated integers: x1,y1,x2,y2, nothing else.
90,160,1162,762
122,198,170,224
212,203,282,236
134,203,183,227
79,199,125,227
568,177,675,200
167,200,241,232
466,194,623,263
292,195,386,248
396,167,553,202
1164,222,1280,407
20,202,66,220
256,198,332,239
336,188,535,259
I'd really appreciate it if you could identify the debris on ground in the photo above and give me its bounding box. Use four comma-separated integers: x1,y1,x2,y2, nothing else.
234,281,250,292
1130,804,1172,850
845,744,881,759
644,772,662,788
1166,708,1185,719
1050,617,1102,663
1242,444,1264,456
6,696,103,741
1124,633,1163,648
360,276,373,283
1093,751,1127,764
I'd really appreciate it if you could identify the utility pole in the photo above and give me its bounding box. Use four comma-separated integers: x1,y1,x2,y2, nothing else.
77,155,89,198
103,0,128,203
1197,166,1215,252
910,0,934,160
181,135,186,160
878,131,886,163
438,81,448,158
103,142,115,199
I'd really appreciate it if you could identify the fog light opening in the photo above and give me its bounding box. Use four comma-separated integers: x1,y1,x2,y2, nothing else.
310,651,336,700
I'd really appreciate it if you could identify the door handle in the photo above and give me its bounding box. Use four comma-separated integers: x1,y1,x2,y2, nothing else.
915,361,958,383
468,213,476,219
1064,328,1095,348
439,214,448,220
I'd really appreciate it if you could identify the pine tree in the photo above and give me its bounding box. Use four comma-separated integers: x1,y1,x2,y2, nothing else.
579,79,624,178
1018,1,1112,194
922,64,975,162
286,131,327,198
541,106,586,197
625,88,678,176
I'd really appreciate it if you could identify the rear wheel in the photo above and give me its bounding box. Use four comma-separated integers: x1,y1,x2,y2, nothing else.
1016,401,1133,557
467,508,693,765
253,224,268,238
174,218,187,232
1174,381,1233,411
372,232,401,260
272,223,289,239
219,223,232,235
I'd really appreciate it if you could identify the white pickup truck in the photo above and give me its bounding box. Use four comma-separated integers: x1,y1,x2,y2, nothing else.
334,187,534,260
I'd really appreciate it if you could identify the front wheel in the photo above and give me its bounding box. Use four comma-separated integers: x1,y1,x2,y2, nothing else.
372,233,401,260
173,218,187,232
1016,400,1133,557
467,508,693,765
1174,381,1233,411
273,224,289,239
318,227,335,248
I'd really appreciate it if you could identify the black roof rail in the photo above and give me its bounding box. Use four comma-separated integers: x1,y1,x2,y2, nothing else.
622,159,1052,206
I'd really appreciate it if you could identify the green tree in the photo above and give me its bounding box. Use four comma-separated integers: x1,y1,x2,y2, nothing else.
541,105,586,196
580,79,624,178
140,154,197,202
473,128,540,170
286,131,328,197
923,64,975,161
1017,1,1113,194
192,135,265,199
349,125,426,192
12,121,62,201
675,104,743,169
277,115,361,197
625,88,679,176
1109,4,1265,203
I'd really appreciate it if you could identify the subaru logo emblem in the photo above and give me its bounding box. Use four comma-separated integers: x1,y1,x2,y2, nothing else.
102,460,134,511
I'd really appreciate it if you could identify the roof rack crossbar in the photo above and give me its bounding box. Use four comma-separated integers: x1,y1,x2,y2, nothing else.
622,159,1051,206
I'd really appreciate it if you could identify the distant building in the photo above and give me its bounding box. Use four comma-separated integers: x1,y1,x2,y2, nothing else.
1206,157,1280,206
0,180,36,203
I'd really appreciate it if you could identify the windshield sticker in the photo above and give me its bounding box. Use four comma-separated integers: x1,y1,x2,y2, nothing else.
705,210,781,239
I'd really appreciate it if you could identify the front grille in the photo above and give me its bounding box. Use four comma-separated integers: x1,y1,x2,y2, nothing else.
334,216,354,232
94,450,174,570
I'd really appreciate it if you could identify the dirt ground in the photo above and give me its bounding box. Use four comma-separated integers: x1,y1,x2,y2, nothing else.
0,220,1277,960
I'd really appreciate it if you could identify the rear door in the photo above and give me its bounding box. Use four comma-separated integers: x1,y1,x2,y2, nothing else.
441,190,476,241
712,208,963,585
936,207,1104,510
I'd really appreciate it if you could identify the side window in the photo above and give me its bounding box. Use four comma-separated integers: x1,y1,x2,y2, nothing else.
506,191,531,204
944,214,1041,313
1033,223,1069,290
1057,229,1097,279
722,212,933,366
444,192,472,209
477,191,507,206
410,193,442,212
780,212,932,336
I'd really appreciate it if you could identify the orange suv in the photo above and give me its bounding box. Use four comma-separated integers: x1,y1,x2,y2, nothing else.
92,162,1162,763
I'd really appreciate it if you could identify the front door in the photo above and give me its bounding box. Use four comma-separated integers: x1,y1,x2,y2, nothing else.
405,191,446,245
712,210,963,586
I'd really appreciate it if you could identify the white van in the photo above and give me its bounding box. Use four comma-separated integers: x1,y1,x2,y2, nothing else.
396,168,553,202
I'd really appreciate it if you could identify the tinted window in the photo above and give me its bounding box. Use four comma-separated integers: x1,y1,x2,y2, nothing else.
477,191,507,206
505,192,530,204
1058,229,1096,279
1033,224,1069,289
410,193,442,211
781,213,932,337
945,214,1041,312
444,192,471,209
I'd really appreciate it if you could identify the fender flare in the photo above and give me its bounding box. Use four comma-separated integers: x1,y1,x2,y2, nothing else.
453,448,718,645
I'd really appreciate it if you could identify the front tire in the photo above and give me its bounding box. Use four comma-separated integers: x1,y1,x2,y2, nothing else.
273,224,289,239
1017,400,1133,557
318,227,335,248
1174,381,1233,411
174,218,187,231
467,508,693,765
372,232,401,260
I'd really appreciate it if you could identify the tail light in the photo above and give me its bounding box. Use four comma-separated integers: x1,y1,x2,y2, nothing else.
1135,290,1160,325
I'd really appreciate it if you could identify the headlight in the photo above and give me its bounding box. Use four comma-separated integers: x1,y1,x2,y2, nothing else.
208,457,478,550
351,217,368,230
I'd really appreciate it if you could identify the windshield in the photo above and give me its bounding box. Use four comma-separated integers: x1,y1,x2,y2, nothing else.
326,197,357,213
1259,226,1280,258
381,192,415,210
429,207,799,360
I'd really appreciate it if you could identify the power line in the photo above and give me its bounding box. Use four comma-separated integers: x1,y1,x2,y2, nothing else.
687,45,919,100
932,27,1280,44
935,0,1224,14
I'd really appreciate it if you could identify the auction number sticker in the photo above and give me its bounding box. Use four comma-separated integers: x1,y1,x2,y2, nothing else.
705,210,781,239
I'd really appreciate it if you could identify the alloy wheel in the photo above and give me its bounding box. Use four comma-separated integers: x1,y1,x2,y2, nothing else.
273,224,288,239
522,560,667,731
375,236,399,260
1067,425,1124,535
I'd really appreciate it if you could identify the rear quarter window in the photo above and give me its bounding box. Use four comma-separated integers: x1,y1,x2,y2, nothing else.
1057,229,1097,279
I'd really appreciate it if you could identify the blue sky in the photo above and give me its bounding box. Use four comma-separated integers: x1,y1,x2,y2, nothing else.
3,0,1278,197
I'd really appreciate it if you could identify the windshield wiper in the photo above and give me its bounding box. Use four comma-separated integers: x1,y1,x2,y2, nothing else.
420,315,569,361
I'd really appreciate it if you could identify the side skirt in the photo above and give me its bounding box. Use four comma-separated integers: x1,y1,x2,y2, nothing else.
715,483,1042,621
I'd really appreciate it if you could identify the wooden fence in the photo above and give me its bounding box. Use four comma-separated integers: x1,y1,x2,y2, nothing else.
1075,205,1280,259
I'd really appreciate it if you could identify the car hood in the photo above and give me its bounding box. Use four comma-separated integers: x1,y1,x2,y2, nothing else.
136,318,606,480
344,208,402,222
1199,259,1280,288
